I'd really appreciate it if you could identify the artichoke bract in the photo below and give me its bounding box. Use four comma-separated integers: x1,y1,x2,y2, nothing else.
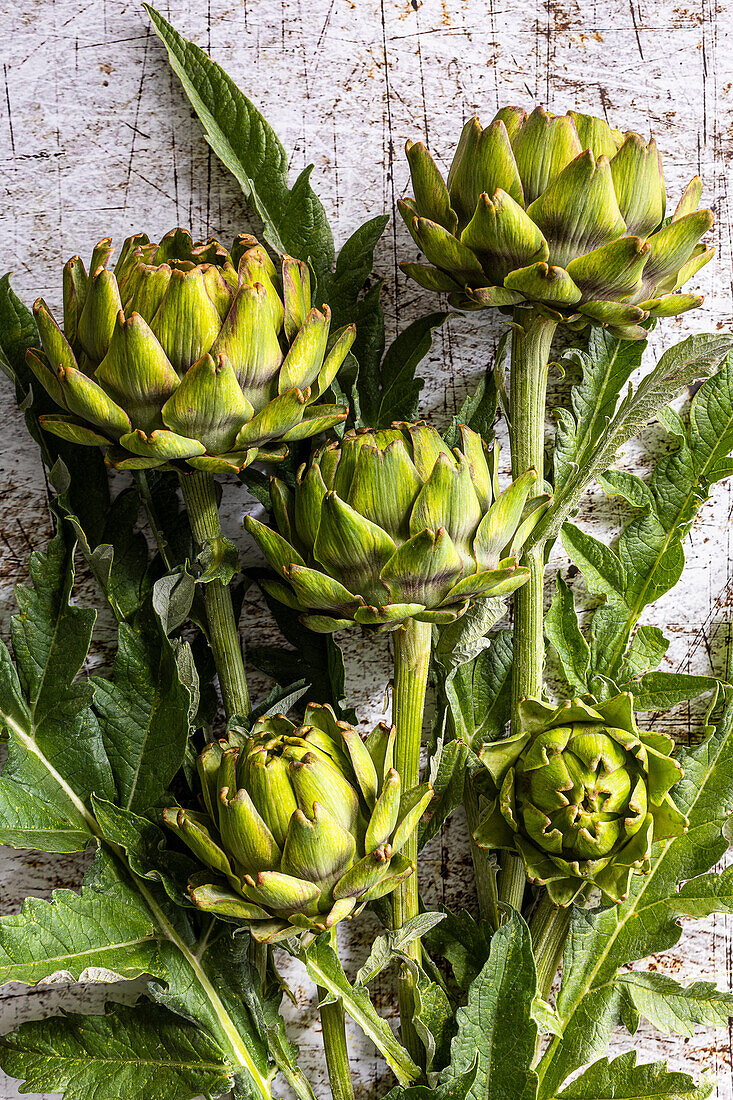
163,704,432,942
400,106,714,338
28,229,354,472
245,422,541,632
474,694,687,905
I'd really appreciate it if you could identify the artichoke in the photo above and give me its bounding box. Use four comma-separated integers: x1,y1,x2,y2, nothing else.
163,704,432,941
400,106,714,338
244,422,541,632
28,228,354,472
474,694,687,905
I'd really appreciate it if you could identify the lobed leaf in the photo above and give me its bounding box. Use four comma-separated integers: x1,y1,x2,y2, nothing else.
442,910,538,1100
0,1001,234,1100
558,1051,710,1100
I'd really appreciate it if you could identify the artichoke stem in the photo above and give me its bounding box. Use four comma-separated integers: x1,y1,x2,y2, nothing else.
179,469,251,720
530,892,573,1003
392,617,432,1067
500,307,557,910
463,779,500,929
318,930,356,1100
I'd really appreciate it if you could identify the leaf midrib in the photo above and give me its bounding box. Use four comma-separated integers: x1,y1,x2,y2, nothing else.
2,716,273,1100
0,934,159,981
603,424,729,676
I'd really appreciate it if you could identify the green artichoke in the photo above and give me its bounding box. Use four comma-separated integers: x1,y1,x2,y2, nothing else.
400,106,714,339
474,694,687,905
28,228,354,472
244,422,541,632
163,704,432,941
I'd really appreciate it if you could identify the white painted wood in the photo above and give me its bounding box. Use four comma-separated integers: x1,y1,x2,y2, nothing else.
1,0,732,1097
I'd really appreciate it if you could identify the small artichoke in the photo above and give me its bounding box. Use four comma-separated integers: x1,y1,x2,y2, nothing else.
474,694,687,905
400,106,714,339
163,704,432,941
245,422,541,632
28,229,354,472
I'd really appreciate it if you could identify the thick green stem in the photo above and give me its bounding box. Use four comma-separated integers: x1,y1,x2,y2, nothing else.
392,617,432,1067
318,931,355,1100
179,470,250,720
530,893,572,1002
499,308,557,909
463,779,500,929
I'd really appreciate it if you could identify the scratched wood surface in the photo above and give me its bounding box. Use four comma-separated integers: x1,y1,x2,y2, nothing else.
1,0,733,1097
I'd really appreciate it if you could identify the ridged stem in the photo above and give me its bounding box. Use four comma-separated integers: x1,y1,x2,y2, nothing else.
463,779,500,928
178,470,250,720
392,617,432,1067
499,307,557,910
530,893,572,1002
318,930,355,1100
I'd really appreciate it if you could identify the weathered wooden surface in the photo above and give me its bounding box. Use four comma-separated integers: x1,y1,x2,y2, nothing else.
1,0,733,1096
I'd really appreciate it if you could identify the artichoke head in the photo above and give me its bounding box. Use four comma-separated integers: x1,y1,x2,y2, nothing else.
245,421,542,632
401,106,714,339
29,229,355,472
474,694,688,905
163,704,432,941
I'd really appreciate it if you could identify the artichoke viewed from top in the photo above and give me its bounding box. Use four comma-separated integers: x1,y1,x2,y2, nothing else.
28,228,354,473
163,704,432,942
400,106,714,338
474,694,688,905
245,422,542,632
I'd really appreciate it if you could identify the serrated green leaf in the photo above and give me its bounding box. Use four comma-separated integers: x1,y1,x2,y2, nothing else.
670,868,733,918
383,1064,479,1100
560,356,733,680
92,796,197,908
0,1001,234,1100
618,625,669,680
91,613,192,813
0,850,158,987
554,329,645,494
356,913,447,987
375,312,448,427
0,530,112,851
557,1050,710,1100
444,363,498,450
623,671,718,711
419,737,468,849
144,6,333,288
424,910,494,992
545,574,590,694
442,910,537,1100
618,971,733,1038
535,333,733,550
560,524,626,600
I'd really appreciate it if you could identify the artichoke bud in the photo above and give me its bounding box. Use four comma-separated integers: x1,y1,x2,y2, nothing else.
163,706,431,941
28,229,349,472
475,694,687,906
245,421,532,633
401,105,714,337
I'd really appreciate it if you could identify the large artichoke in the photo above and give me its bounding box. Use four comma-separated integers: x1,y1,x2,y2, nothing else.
474,694,687,905
400,106,714,338
163,704,432,941
245,422,540,632
28,229,354,472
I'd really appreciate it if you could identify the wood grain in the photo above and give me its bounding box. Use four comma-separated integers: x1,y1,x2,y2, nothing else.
1,0,732,1097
